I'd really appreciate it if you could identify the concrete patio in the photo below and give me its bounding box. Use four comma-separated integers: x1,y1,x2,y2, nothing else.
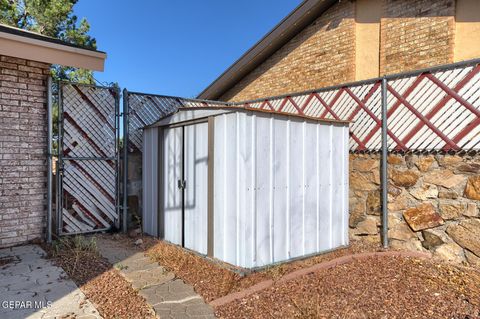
0,245,100,319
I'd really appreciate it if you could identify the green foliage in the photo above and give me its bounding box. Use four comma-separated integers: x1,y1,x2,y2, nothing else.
0,0,97,83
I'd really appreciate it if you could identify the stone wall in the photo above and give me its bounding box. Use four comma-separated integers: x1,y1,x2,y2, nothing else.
350,153,480,266
0,54,49,247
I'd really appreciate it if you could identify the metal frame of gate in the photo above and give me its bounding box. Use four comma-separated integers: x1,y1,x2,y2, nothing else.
55,81,121,235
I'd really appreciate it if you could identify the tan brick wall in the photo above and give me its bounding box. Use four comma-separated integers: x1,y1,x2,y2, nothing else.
221,0,356,102
220,0,459,102
0,54,49,247
380,0,455,75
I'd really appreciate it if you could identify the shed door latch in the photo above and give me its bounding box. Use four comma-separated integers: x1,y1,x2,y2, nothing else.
177,179,186,190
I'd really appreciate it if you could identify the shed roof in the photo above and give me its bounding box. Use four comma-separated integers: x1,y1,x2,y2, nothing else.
0,24,106,71
147,105,349,128
197,0,337,100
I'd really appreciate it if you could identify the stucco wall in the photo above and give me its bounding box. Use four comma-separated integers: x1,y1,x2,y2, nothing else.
454,0,480,62
0,54,49,247
355,0,382,80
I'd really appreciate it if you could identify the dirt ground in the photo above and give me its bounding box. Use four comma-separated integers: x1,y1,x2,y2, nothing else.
44,237,155,319
216,255,480,319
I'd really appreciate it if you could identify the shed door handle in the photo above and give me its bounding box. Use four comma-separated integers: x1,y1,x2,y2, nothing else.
177,179,186,190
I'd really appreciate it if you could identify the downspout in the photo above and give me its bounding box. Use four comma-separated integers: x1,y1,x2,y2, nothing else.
381,77,389,248
46,76,53,243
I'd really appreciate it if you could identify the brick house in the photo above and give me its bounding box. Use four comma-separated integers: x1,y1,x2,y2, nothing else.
0,24,106,247
199,0,480,102
198,0,480,265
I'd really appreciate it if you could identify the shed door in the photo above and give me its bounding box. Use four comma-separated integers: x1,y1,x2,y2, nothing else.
162,123,208,255
184,123,208,254
163,127,183,245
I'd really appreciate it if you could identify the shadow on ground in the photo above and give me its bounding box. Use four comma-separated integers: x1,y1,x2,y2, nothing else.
0,245,100,319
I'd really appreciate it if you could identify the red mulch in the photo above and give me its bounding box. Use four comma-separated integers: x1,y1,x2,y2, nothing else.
93,234,480,319
137,235,382,302
44,239,155,319
216,256,480,319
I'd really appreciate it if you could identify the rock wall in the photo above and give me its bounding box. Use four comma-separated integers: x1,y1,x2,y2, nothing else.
350,153,480,266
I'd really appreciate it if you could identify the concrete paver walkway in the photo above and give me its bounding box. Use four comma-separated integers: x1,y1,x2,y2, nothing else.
95,237,214,319
0,245,100,319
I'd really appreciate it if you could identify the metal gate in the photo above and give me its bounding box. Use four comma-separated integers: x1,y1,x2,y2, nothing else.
56,82,120,235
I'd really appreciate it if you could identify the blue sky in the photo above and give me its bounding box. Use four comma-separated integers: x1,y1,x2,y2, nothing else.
74,0,302,98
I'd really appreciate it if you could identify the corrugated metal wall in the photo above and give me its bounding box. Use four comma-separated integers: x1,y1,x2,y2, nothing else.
142,127,159,236
184,123,209,254
162,126,183,245
142,111,349,268
213,112,349,268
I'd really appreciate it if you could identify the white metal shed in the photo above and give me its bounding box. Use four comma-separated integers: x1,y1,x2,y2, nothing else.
142,107,349,268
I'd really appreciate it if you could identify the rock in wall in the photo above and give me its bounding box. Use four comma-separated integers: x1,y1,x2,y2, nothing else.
350,153,480,265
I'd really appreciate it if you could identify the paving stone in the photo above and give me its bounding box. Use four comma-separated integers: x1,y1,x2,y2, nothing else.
129,267,175,289
186,303,216,316
96,237,215,318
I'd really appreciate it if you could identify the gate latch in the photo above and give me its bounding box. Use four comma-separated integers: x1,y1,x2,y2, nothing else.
177,179,186,190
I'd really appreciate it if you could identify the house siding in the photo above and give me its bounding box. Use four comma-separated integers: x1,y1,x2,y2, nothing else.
0,54,49,247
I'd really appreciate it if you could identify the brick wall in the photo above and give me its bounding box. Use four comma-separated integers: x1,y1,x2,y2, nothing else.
220,0,458,102
0,54,49,247
380,0,455,75
220,0,356,102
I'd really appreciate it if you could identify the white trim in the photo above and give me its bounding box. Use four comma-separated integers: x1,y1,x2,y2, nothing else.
0,30,106,71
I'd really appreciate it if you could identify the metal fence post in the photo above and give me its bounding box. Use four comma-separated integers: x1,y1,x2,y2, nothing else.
56,82,63,236
115,87,121,230
381,78,389,248
46,76,53,243
122,89,129,233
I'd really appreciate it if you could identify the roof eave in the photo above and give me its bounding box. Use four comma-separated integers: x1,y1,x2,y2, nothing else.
0,26,106,71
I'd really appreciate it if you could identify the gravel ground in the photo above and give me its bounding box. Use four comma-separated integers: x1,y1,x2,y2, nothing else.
44,238,155,319
216,255,480,319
